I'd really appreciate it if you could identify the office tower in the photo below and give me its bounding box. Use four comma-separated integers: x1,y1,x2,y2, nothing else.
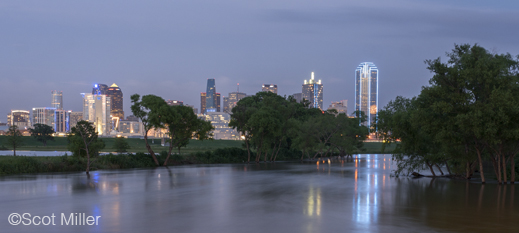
224,91,247,114
302,72,324,110
106,83,124,119
223,97,230,114
54,109,69,133
7,110,31,129
216,93,221,112
32,107,56,128
126,115,139,121
203,112,240,140
69,112,83,130
92,84,109,95
328,100,348,115
51,91,63,110
206,79,217,112
355,62,378,129
262,84,278,94
82,93,111,135
166,100,184,106
200,92,207,114
292,93,302,103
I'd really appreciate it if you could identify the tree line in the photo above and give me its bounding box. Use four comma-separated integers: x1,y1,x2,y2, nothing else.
376,44,519,184
229,91,369,163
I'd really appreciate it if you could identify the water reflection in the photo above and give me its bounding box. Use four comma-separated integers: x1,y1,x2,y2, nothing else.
0,156,517,233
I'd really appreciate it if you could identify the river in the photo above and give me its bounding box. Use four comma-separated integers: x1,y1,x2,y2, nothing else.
0,154,517,232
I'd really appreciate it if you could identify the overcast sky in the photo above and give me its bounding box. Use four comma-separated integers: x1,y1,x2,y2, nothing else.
1,0,519,122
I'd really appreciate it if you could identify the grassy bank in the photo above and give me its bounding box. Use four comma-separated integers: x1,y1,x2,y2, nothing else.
0,136,395,154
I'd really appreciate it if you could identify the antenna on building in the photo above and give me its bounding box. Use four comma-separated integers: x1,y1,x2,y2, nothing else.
237,83,239,92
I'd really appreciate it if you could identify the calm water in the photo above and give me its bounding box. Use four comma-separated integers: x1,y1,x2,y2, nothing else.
0,154,517,233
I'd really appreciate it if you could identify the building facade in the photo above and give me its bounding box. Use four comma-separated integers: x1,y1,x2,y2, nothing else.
51,90,63,110
302,72,324,110
69,112,83,130
82,93,111,135
106,83,124,120
200,92,207,115
224,91,246,114
203,112,240,140
292,93,302,103
262,84,278,94
7,110,31,129
32,107,56,128
54,109,69,133
328,100,348,115
206,79,217,113
355,62,378,129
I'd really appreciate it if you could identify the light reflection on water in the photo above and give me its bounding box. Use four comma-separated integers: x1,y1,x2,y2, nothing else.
0,155,517,233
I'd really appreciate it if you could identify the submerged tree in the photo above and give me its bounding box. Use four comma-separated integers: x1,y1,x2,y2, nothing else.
29,123,55,146
68,121,105,174
130,94,168,166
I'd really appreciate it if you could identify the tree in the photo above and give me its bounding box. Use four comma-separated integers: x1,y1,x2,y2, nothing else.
5,125,24,156
68,121,105,174
113,137,130,153
29,123,55,146
330,113,368,158
130,94,168,166
162,105,213,166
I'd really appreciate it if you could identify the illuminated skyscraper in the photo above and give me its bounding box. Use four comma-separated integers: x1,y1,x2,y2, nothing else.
32,107,56,128
206,79,217,112
355,62,378,129
200,92,207,114
51,91,63,110
82,93,111,135
216,93,221,112
7,110,31,129
302,72,323,110
224,91,246,114
106,83,124,120
262,84,278,94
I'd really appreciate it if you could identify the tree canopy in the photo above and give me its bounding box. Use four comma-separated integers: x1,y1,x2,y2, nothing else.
29,123,55,146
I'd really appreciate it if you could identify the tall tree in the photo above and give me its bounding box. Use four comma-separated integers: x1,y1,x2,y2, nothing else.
130,94,168,166
162,105,213,166
68,121,105,174
5,125,24,156
29,123,55,146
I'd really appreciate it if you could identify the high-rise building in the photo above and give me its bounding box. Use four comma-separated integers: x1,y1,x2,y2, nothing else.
355,62,378,129
206,79,217,112
32,107,56,128
82,93,111,135
328,100,348,115
224,91,247,114
106,83,124,120
262,84,278,94
7,110,31,129
69,112,83,130
200,92,207,115
216,93,221,112
302,72,324,110
92,84,109,95
54,109,69,133
203,112,240,140
51,91,63,110
292,93,302,103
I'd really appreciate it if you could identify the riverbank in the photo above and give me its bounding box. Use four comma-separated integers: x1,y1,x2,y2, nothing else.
0,136,396,154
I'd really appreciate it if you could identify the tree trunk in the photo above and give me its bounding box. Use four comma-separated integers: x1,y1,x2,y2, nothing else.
143,133,159,166
444,161,452,175
13,145,16,156
245,139,251,163
476,148,486,183
301,149,305,161
269,143,277,161
426,161,436,176
502,153,508,184
435,164,444,176
273,141,282,162
163,138,175,166
511,155,515,184
497,153,502,184
84,138,90,174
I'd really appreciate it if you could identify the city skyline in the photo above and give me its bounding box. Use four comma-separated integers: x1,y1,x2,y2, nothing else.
1,1,519,122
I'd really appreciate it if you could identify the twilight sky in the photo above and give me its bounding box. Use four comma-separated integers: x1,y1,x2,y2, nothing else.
1,0,519,122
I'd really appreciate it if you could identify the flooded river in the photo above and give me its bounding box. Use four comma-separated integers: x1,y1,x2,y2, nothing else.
0,154,517,232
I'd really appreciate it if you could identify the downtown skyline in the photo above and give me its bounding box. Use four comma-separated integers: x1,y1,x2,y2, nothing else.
1,0,519,122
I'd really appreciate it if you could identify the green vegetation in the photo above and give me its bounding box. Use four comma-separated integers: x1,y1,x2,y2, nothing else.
377,44,519,183
113,137,130,153
5,125,24,156
68,120,106,174
29,123,55,146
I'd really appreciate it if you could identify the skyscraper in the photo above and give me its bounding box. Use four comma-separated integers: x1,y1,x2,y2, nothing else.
292,93,302,103
355,62,378,129
328,100,348,115
302,72,324,110
51,91,63,110
32,107,56,128
262,84,278,94
82,93,111,135
92,84,109,95
224,91,246,114
216,93,221,112
106,83,124,119
206,79,217,112
200,92,207,114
